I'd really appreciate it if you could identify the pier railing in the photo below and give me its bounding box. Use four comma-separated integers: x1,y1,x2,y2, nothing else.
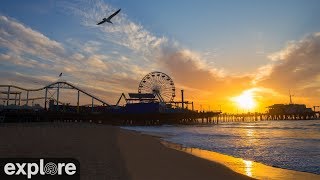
0,109,317,126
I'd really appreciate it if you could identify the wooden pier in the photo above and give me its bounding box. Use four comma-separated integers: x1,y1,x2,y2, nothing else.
0,110,318,126
217,112,317,123
0,110,221,125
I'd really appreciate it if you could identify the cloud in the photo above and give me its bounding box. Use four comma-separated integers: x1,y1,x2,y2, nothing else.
86,54,109,71
64,0,167,56
0,14,144,104
267,41,298,61
158,49,226,90
0,71,57,88
0,16,64,59
63,0,319,109
63,0,240,92
63,0,229,81
257,33,320,90
83,41,101,54
59,0,259,109
0,53,34,68
255,32,320,104
157,46,255,112
0,71,123,105
0,1,256,109
0,15,71,77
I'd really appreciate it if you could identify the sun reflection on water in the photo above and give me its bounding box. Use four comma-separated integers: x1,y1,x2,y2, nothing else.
246,129,254,137
162,141,320,180
243,160,253,177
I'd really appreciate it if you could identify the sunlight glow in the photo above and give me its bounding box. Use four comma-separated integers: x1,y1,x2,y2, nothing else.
232,90,256,111
243,160,253,177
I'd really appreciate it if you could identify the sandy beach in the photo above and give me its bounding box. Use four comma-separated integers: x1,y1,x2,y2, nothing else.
0,122,251,180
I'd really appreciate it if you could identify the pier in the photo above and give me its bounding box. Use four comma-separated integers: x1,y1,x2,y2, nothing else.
0,109,317,126
0,110,221,125
0,72,318,126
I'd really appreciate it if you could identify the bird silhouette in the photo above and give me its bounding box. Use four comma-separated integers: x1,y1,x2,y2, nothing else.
59,73,62,77
97,9,121,25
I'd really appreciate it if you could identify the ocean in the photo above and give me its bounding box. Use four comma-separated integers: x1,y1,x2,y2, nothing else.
123,120,320,175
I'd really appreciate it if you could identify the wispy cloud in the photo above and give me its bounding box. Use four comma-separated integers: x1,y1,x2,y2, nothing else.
255,32,320,100
64,0,227,76
0,14,143,104
0,16,64,59
64,0,167,56
63,0,238,97
267,41,299,61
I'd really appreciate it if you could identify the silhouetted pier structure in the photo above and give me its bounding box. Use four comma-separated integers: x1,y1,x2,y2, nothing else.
0,80,318,126
0,80,223,125
216,112,317,123
0,110,222,125
1,109,318,125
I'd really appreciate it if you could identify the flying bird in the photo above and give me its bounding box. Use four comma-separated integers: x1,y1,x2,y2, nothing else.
97,8,121,25
59,73,62,77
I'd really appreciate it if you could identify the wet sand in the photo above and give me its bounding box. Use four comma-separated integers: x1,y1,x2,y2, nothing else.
118,128,251,180
0,122,250,180
163,141,320,180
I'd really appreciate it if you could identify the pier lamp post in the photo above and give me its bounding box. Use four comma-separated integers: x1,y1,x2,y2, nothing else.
181,90,184,109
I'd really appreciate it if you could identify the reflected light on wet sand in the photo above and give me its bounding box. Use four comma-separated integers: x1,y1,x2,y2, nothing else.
162,141,320,180
243,160,253,177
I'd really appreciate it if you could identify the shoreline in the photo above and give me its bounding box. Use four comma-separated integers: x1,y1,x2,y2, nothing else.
160,140,320,180
0,122,318,179
122,126,320,179
0,122,250,179
118,126,252,180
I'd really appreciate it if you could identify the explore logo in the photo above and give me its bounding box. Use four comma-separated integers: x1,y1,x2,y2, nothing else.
0,158,80,180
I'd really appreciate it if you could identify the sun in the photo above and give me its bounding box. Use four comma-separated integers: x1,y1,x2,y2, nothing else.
232,91,256,111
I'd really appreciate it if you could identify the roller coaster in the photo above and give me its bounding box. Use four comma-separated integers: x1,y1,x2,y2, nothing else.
0,72,197,112
0,81,109,111
0,72,223,125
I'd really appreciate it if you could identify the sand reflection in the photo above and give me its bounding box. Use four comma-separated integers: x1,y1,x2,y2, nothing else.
243,160,252,177
162,141,320,180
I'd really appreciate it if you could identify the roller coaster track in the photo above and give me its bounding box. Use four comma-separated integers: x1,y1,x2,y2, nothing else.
0,81,110,106
0,97,64,105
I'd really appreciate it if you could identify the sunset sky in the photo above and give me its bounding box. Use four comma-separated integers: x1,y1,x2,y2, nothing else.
0,0,320,112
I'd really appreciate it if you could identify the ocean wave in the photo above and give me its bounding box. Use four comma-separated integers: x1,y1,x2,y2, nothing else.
123,120,320,174
306,123,320,126
219,126,310,130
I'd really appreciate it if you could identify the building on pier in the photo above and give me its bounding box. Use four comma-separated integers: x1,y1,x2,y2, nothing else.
268,104,313,114
267,104,315,119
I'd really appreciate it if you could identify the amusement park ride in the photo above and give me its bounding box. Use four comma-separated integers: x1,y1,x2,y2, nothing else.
138,71,175,103
0,71,221,125
116,71,194,110
0,71,318,124
0,71,195,113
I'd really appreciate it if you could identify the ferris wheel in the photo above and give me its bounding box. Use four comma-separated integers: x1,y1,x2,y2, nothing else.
138,71,175,102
